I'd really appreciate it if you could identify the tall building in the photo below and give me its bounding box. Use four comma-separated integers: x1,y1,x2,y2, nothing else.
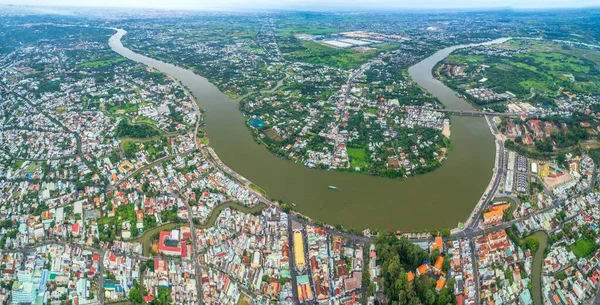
11,282,37,305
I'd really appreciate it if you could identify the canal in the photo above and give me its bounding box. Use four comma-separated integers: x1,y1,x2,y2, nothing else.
132,202,266,256
530,231,549,305
110,29,505,231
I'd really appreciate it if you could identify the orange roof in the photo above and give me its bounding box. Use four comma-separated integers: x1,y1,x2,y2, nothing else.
553,294,560,304
417,264,429,275
434,256,444,270
407,271,415,282
431,237,443,251
436,277,446,291
483,209,504,220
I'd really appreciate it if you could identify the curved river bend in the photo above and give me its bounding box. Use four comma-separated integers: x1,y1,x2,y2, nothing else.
110,29,507,231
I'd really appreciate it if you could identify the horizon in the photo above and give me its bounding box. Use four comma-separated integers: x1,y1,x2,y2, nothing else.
1,0,600,11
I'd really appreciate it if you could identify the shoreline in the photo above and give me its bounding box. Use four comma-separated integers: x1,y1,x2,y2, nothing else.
110,28,505,231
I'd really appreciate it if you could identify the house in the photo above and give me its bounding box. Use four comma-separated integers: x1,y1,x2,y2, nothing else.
417,264,429,276
431,237,443,252
436,276,446,292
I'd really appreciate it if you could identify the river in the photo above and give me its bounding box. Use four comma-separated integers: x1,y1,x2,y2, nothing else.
109,29,507,231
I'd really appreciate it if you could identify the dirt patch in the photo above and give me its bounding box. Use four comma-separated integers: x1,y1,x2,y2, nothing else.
264,128,283,141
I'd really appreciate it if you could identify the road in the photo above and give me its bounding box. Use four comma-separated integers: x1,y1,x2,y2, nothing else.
435,108,541,118
179,192,205,305
343,63,370,101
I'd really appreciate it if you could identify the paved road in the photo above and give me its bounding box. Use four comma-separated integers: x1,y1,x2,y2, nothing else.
180,192,204,305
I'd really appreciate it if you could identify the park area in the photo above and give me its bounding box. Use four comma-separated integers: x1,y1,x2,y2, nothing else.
347,147,367,169
570,238,599,259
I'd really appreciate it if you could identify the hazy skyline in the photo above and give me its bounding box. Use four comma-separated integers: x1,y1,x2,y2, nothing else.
1,0,599,10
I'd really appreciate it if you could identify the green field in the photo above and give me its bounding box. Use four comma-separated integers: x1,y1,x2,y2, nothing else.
570,238,599,258
280,39,399,70
79,57,127,68
444,40,600,99
347,147,367,169
277,26,339,36
108,102,139,114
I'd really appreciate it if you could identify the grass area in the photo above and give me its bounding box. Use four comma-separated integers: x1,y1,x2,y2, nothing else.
581,139,600,150
347,147,367,169
570,238,599,259
277,26,339,36
54,106,66,113
199,136,210,146
249,183,267,197
108,102,139,114
25,162,39,173
79,57,127,69
366,107,379,114
134,116,157,125
281,39,399,70
446,54,487,64
236,294,253,305
11,160,24,171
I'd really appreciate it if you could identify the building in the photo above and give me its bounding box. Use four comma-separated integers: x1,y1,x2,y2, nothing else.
483,204,510,225
158,231,185,257
11,282,36,305
293,230,306,273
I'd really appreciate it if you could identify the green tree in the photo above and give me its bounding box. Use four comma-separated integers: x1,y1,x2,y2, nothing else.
152,287,172,305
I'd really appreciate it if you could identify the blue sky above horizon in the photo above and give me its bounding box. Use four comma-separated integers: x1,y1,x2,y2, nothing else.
1,0,599,10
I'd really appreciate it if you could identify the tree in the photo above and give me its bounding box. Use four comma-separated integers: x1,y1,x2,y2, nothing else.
129,282,143,305
424,288,436,305
152,287,172,305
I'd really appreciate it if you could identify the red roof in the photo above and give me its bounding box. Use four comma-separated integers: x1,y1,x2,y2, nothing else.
456,294,464,305
181,242,187,258
158,231,181,253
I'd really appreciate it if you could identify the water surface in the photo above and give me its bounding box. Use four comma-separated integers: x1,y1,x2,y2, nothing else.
110,29,504,230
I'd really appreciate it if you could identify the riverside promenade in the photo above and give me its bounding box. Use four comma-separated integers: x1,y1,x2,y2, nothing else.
456,115,505,233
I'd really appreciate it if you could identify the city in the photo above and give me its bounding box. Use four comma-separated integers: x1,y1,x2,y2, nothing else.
1,3,600,305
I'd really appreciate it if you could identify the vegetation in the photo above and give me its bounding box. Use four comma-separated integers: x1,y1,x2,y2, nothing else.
376,232,455,305
115,121,160,139
519,236,540,253
278,36,399,69
570,238,599,259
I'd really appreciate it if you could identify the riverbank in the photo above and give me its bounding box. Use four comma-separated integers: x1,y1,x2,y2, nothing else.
110,29,500,231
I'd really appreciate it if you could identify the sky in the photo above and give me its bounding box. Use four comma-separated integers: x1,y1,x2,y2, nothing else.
1,0,599,10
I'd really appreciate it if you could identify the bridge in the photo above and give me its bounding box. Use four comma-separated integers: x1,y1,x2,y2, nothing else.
434,108,540,118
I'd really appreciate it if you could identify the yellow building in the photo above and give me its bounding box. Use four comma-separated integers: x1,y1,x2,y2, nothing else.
293,230,306,272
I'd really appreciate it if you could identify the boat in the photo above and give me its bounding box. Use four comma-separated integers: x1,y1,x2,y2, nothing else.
328,186,338,190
